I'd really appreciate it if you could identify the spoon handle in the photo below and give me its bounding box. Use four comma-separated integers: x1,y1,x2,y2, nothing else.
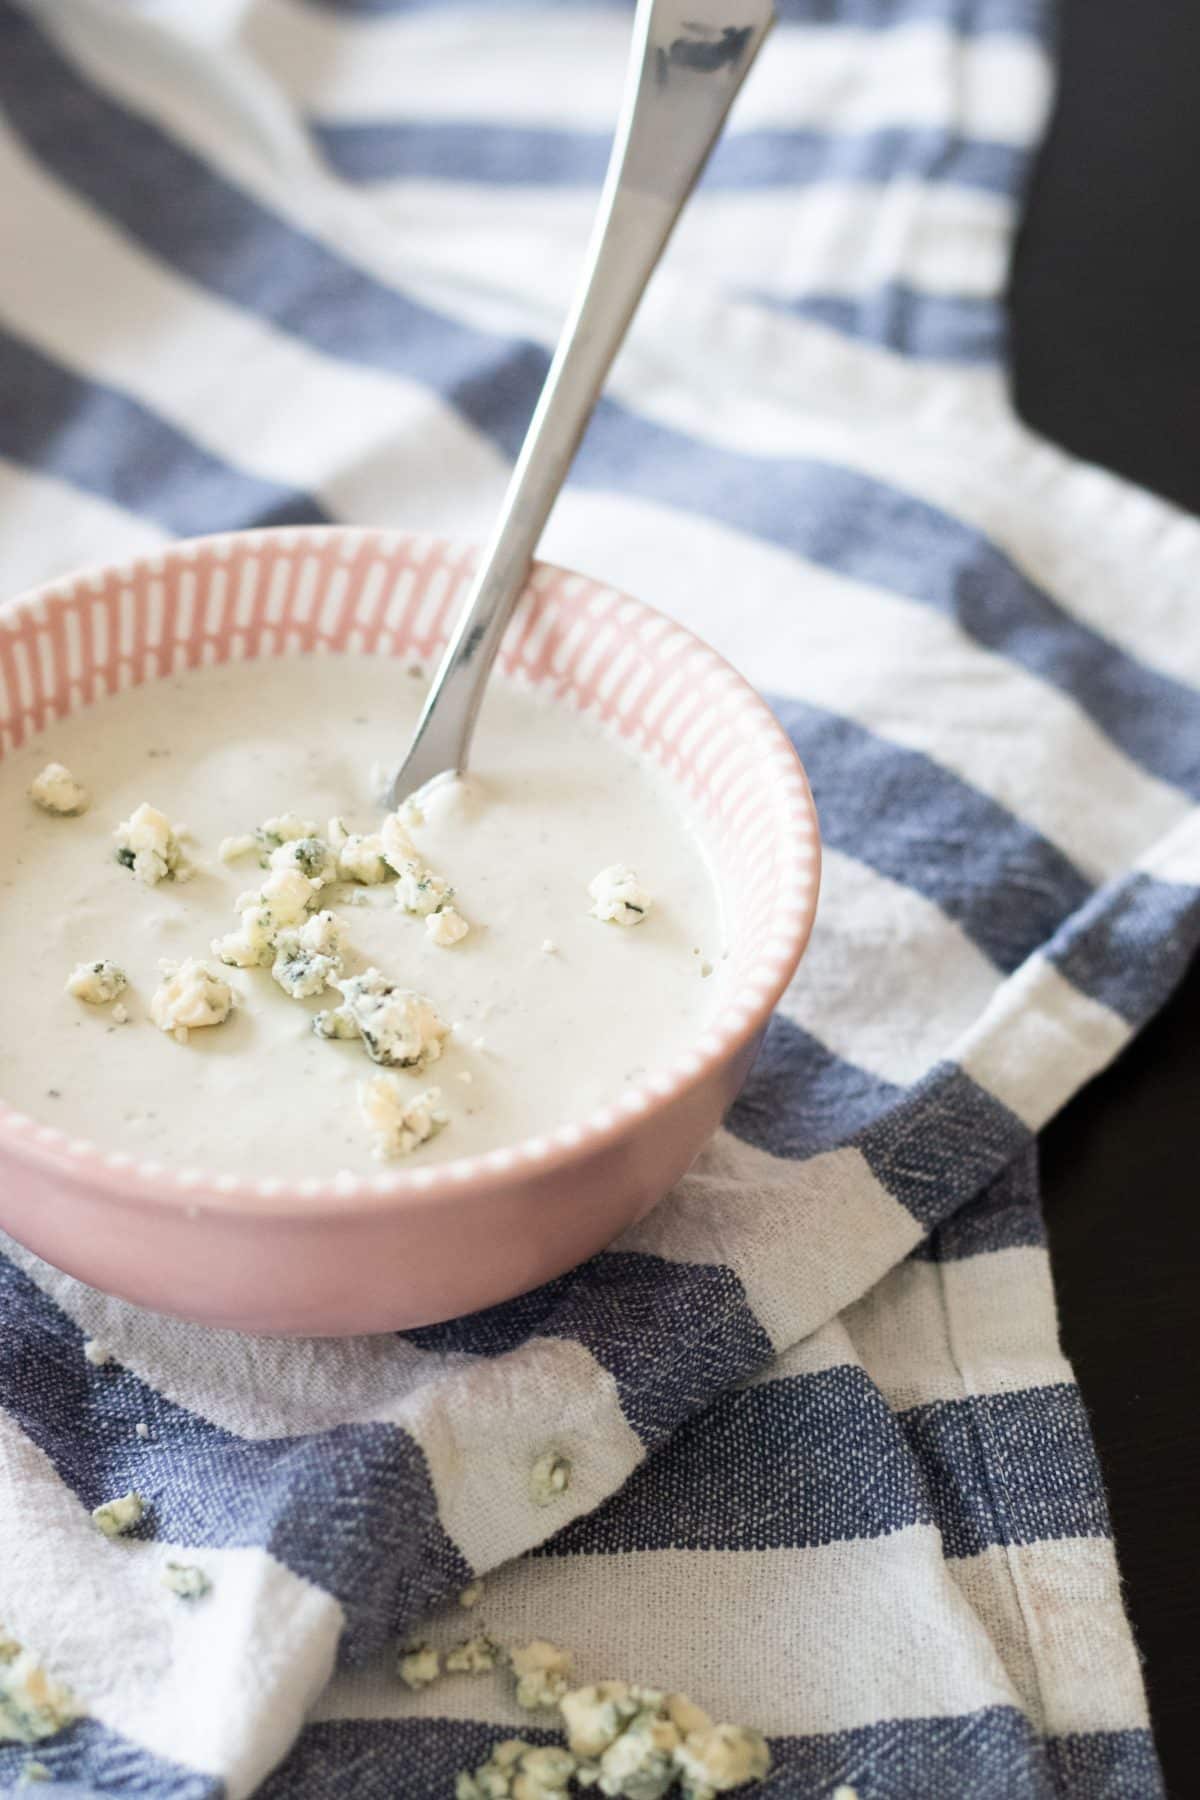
390,0,774,800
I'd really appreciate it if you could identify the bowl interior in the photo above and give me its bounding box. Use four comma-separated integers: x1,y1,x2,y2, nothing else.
0,527,819,1204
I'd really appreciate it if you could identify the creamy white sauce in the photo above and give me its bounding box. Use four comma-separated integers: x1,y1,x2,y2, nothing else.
0,656,729,1179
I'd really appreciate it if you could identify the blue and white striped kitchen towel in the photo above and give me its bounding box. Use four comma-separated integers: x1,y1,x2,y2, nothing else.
1,0,1195,1793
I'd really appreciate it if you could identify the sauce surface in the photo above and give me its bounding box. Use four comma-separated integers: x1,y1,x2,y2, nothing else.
0,655,729,1178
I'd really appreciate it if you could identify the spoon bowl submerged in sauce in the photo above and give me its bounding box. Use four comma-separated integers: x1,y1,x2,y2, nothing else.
0,527,819,1332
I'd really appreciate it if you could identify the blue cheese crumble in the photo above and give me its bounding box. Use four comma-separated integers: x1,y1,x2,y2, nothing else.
588,865,653,926
161,1562,211,1601
315,969,449,1069
510,1641,574,1711
30,762,88,816
454,1739,531,1800
595,1704,681,1798
327,807,470,937
214,868,319,967
388,830,468,943
66,961,127,1006
258,813,319,848
457,1742,576,1800
150,959,234,1043
529,1452,572,1507
425,906,470,948
271,910,347,1000
218,833,258,864
560,1682,647,1759
393,859,453,918
0,1629,77,1744
398,1644,441,1691
673,1723,772,1799
114,803,186,885
329,818,393,886
380,812,418,872
236,868,319,924
91,1490,144,1538
559,1683,769,1800
358,1076,448,1160
221,814,324,866
268,835,337,887
444,1641,770,1800
444,1635,500,1675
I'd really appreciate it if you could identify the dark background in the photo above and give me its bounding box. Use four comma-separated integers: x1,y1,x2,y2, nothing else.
1009,1,1200,1791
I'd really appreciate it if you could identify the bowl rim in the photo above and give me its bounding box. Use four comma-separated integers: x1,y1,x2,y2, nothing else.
0,526,820,1219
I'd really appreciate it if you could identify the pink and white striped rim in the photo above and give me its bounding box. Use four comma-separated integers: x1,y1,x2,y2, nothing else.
0,528,820,1214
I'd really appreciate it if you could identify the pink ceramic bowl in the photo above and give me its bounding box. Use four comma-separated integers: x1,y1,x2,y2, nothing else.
0,528,819,1333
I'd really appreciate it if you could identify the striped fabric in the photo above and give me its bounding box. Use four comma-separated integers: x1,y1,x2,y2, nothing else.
0,0,1193,1794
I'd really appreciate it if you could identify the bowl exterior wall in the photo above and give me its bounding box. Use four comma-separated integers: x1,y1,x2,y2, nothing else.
0,1031,762,1332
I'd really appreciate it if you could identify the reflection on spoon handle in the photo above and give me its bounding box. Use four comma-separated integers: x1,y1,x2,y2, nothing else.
389,0,775,804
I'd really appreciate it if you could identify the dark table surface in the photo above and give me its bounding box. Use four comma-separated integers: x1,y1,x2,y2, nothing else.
1009,2,1200,1792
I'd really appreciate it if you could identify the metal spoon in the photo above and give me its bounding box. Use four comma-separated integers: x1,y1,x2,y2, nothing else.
388,0,774,806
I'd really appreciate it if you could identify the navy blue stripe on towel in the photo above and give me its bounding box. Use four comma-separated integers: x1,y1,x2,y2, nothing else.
775,695,1094,973
535,1366,1103,1557
406,1249,774,1448
256,1709,1158,1800
301,0,1053,39
0,324,330,536
314,119,1028,200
